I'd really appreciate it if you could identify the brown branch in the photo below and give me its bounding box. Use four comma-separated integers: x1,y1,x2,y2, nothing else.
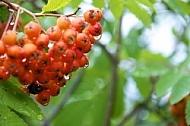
41,69,84,126
1,0,18,11
118,76,156,125
0,10,14,40
103,15,123,126
95,41,115,62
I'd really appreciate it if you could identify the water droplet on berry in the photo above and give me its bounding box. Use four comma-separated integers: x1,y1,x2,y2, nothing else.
10,22,14,25
37,114,43,120
64,74,70,80
84,63,89,68
94,34,102,40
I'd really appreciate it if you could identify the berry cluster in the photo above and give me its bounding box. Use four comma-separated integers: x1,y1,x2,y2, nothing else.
0,8,102,106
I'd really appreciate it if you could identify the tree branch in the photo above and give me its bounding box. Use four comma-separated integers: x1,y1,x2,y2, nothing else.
95,41,115,62
103,15,123,126
41,69,85,126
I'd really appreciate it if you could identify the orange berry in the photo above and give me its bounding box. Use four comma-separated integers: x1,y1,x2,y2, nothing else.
24,21,41,39
2,30,17,45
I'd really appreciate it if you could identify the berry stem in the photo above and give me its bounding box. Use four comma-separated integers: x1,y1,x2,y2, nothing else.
12,8,21,32
0,9,14,40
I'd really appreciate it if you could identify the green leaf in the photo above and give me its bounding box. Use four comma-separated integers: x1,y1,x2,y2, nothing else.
42,0,71,12
137,0,155,11
138,50,167,65
109,0,124,19
155,70,184,98
69,0,83,9
125,28,142,59
126,0,152,27
93,0,105,9
164,0,190,17
0,5,9,22
134,65,168,78
0,103,27,126
186,99,190,125
0,80,43,120
170,76,190,104
53,100,93,126
134,76,152,98
112,71,125,118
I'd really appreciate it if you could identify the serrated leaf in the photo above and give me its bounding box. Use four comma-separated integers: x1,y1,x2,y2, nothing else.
186,99,190,125
170,76,190,104
109,0,124,19
0,103,27,126
42,0,71,12
155,70,184,98
126,0,152,27
0,80,43,120
93,0,105,9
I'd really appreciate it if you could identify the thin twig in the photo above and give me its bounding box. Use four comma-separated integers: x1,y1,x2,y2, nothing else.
95,41,115,62
42,69,85,126
0,10,14,40
1,0,18,10
12,7,20,32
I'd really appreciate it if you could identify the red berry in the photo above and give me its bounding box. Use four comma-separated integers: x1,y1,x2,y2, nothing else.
71,17,86,33
62,29,77,45
35,90,50,106
35,34,49,49
0,66,10,81
57,16,71,29
46,25,62,41
2,30,17,45
24,21,41,39
76,33,89,48
88,22,102,36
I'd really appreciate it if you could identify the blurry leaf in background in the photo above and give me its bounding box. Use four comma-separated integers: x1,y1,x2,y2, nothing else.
125,28,142,59
170,76,190,104
138,50,167,65
125,0,152,27
186,99,190,125
163,0,190,17
134,76,152,99
93,0,105,9
155,70,184,98
69,0,83,9
109,0,124,20
138,0,155,11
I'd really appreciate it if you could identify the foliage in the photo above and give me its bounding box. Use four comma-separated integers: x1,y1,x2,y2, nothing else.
0,0,190,125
